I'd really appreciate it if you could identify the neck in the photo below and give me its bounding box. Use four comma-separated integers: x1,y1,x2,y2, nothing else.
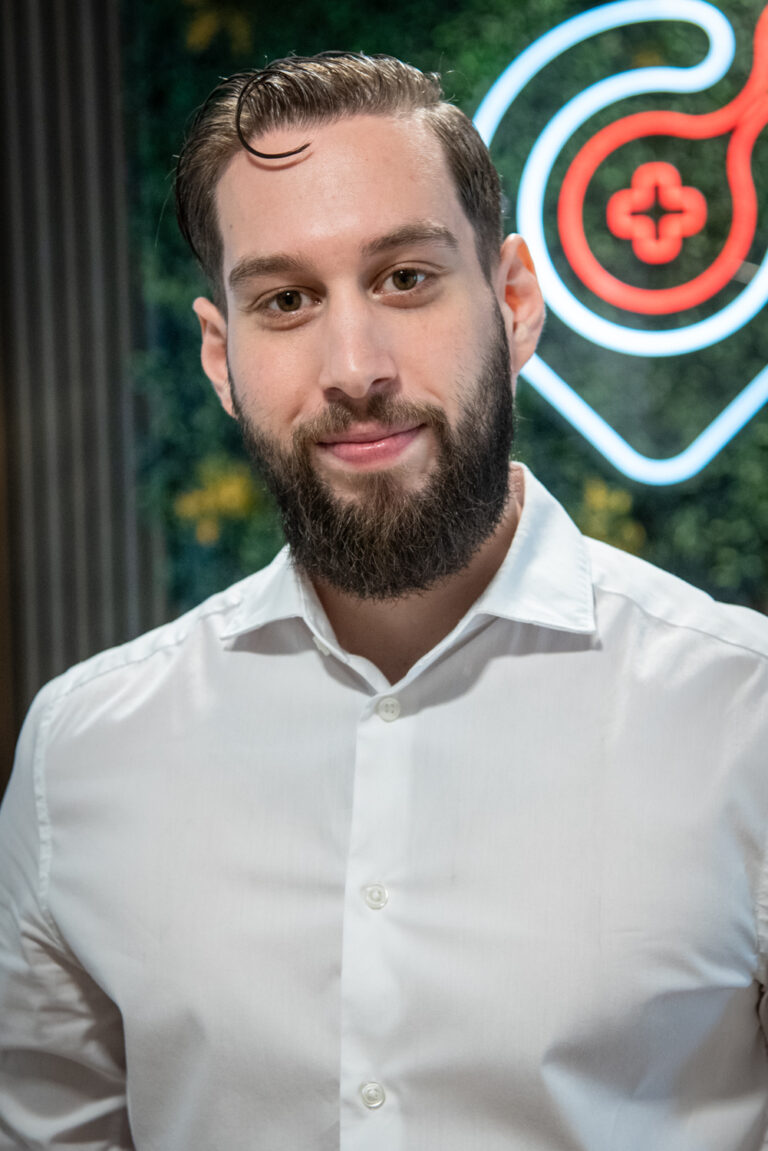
312,465,524,684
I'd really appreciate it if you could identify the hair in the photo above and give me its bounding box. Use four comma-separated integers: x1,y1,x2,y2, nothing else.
174,51,503,307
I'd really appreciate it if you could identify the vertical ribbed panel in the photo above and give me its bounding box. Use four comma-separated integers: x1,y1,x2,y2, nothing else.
0,0,165,778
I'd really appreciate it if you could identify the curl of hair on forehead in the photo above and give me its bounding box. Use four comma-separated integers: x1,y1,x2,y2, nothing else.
234,72,310,160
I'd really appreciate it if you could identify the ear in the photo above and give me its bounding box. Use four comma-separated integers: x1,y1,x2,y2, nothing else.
494,235,545,371
193,297,234,417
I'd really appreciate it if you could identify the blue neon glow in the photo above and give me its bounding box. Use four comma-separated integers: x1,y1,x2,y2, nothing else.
523,357,768,485
474,0,768,482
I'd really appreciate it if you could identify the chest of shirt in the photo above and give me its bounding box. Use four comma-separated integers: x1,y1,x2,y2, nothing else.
46,616,762,1034
38,608,768,1147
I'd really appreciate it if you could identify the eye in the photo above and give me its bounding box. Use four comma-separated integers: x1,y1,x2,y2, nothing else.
384,268,426,292
254,287,318,323
271,289,305,313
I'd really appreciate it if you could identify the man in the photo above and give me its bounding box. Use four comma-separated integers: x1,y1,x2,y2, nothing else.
1,52,767,1151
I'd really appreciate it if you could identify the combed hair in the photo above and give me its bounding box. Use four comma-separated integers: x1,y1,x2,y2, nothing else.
175,51,503,305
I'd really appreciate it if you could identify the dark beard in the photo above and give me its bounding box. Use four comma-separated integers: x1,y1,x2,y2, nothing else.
231,307,515,600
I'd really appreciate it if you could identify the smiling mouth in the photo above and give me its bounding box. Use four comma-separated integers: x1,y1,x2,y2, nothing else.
315,424,426,466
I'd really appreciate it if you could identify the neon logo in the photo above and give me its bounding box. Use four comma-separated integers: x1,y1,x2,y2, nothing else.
605,163,707,271
474,0,768,485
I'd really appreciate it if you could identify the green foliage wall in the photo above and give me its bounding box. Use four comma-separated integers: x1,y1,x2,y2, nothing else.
123,0,768,613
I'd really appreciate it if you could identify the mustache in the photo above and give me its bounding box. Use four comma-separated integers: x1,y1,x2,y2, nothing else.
291,394,450,450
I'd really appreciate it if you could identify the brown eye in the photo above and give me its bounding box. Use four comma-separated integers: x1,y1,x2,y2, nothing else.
391,268,420,290
275,290,303,312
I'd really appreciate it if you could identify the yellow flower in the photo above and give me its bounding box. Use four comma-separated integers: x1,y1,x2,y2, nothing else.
184,0,253,55
174,459,259,545
578,477,646,555
195,517,221,545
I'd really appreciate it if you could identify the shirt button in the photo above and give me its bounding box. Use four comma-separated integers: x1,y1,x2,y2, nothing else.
376,696,401,722
313,635,330,656
363,883,389,910
360,1081,386,1109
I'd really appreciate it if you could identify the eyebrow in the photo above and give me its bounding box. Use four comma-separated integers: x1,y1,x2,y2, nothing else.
229,252,310,291
361,222,459,258
228,221,459,292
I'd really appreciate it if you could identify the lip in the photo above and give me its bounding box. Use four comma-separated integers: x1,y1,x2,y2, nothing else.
316,423,421,445
315,423,426,467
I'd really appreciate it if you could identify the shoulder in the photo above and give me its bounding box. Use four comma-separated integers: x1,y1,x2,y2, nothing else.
25,555,288,739
53,578,248,697
586,536,768,662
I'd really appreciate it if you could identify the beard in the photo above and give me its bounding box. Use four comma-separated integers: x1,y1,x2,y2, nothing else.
230,306,515,600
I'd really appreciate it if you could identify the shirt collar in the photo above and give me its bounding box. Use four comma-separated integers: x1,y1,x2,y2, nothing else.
219,545,312,640
471,465,596,635
220,465,596,642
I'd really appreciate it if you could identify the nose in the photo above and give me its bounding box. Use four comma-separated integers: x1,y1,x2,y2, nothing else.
317,293,398,401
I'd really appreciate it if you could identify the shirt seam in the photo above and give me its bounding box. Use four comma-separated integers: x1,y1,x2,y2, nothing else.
594,582,768,662
754,820,768,985
32,688,63,938
55,593,249,703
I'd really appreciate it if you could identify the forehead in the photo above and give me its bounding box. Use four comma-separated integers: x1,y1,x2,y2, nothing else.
214,113,474,271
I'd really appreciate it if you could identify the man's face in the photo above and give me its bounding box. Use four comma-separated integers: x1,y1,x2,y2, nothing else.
195,113,537,597
230,305,515,598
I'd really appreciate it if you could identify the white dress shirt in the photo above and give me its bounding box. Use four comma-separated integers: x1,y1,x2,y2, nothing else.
2,465,768,1150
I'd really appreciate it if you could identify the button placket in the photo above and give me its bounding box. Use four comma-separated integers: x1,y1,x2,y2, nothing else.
339,698,411,1144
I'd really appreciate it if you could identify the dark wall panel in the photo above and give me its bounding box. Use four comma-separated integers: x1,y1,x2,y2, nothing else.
0,0,164,786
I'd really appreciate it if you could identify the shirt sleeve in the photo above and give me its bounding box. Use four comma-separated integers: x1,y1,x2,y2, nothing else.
0,685,134,1149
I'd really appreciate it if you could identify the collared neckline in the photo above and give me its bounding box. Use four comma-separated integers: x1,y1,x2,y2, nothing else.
219,465,596,643
471,466,596,635
219,544,313,640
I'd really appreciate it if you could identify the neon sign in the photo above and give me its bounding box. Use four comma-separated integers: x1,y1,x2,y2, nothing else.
474,0,768,485
604,162,707,273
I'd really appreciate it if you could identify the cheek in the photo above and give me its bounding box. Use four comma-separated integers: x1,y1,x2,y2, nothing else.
409,314,491,414
227,333,319,431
